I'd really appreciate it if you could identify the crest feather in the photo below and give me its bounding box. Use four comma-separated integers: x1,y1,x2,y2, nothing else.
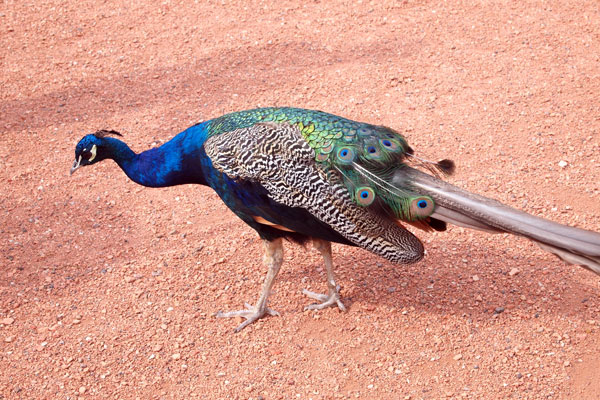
94,129,123,138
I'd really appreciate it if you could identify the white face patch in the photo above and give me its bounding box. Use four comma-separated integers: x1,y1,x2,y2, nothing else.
89,144,97,162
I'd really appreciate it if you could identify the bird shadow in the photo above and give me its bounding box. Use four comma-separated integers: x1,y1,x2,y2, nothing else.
279,237,598,320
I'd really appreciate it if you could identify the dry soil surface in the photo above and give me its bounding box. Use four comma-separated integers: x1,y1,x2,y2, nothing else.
2,1,600,399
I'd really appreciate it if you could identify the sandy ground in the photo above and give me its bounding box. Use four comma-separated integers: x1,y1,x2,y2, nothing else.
2,0,600,399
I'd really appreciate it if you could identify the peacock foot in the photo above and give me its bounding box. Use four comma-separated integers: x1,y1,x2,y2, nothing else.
215,302,280,332
302,287,346,312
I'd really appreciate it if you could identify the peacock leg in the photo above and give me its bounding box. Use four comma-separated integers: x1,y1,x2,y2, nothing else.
215,238,283,332
302,239,346,312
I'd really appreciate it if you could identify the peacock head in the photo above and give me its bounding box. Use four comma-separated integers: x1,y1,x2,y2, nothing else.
70,130,123,175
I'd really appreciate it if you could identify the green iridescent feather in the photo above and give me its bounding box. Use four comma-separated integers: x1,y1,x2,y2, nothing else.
205,107,435,221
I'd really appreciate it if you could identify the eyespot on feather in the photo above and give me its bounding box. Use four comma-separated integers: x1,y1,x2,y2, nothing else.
379,138,401,152
355,187,375,206
357,127,370,136
336,146,356,164
363,143,382,159
409,196,435,218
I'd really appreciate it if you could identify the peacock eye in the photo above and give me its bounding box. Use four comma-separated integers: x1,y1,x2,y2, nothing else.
81,144,98,162
336,147,355,163
379,138,400,151
363,143,382,159
355,187,375,206
409,196,435,219
358,127,370,136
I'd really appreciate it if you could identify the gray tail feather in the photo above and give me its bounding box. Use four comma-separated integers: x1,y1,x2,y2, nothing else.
393,167,600,275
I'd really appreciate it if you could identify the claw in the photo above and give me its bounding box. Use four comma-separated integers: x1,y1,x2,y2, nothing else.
303,287,346,311
216,302,280,332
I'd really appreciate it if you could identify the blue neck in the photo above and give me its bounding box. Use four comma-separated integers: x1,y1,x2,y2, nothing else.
110,123,210,188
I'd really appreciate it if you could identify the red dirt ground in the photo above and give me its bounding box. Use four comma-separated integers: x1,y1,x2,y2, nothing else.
2,1,600,399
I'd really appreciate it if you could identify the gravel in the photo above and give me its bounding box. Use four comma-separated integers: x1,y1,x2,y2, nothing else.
1,0,599,399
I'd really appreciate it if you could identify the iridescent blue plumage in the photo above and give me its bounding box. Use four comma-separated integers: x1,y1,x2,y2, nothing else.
118,123,210,188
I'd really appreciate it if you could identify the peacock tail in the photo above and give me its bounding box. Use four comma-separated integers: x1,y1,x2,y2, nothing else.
204,107,439,223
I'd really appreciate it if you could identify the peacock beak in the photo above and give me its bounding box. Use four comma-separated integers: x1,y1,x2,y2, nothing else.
70,157,82,176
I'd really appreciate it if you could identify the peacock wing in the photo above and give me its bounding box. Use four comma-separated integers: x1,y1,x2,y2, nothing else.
203,121,425,264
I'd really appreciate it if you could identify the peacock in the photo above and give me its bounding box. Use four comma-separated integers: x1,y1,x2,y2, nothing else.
71,107,600,332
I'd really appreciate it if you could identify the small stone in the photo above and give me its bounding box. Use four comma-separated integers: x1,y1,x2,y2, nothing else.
494,307,505,314
558,160,568,168
171,353,181,360
79,386,86,394
4,336,14,343
509,268,520,276
1,317,15,325
72,319,81,325
124,276,135,283
472,275,480,282
564,361,570,367
453,354,463,361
